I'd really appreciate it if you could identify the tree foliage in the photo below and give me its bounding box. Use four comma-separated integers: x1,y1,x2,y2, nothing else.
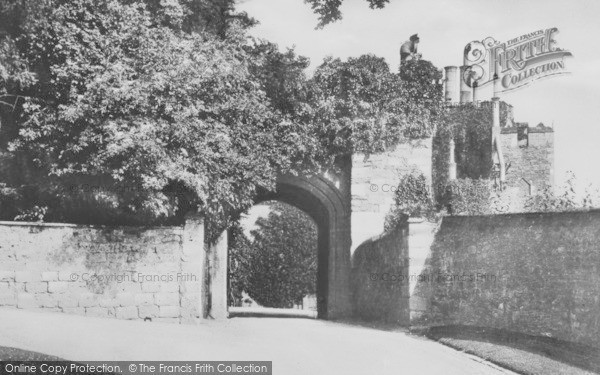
304,0,389,29
0,0,304,234
229,202,317,308
399,60,444,138
246,41,311,117
307,55,441,167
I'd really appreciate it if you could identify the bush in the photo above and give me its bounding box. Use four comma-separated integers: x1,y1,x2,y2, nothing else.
524,172,599,213
384,170,435,231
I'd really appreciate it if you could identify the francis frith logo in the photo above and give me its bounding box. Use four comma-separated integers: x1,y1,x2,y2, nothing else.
463,27,573,92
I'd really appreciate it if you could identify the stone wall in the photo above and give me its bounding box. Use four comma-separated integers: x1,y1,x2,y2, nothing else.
349,137,434,324
407,220,437,320
0,216,205,324
350,223,410,324
500,128,554,211
351,138,432,253
417,210,600,348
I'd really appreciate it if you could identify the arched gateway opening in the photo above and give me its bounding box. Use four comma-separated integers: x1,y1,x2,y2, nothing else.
250,175,351,319
229,201,319,318
205,174,352,321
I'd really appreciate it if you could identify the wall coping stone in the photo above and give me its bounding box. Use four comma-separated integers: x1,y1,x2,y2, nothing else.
0,221,184,232
442,208,600,221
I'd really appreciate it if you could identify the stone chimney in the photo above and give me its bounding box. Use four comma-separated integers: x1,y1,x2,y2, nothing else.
444,66,459,104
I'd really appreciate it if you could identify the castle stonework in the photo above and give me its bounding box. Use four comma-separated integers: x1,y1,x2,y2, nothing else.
348,64,555,254
443,65,555,212
351,139,433,252
499,124,554,210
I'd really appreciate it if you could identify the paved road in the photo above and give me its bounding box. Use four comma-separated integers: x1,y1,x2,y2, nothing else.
0,308,516,375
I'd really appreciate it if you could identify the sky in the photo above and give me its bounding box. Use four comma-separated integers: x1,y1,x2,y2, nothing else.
237,0,600,191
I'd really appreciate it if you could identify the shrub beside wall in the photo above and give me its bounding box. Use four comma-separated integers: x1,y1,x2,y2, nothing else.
418,210,600,348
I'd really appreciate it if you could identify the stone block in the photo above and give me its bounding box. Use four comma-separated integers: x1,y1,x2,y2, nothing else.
15,271,41,283
138,305,159,318
86,307,109,318
0,282,10,292
134,293,154,306
159,306,179,318
119,282,141,293
17,293,36,309
155,292,179,306
180,281,201,293
35,294,57,308
79,293,99,308
48,281,69,294
115,306,139,320
25,282,48,294
160,282,179,293
57,295,79,308
0,293,16,306
180,294,201,324
58,271,77,282
14,283,25,292
41,272,59,282
141,282,161,293
116,292,136,307
179,263,202,275
62,307,85,315
158,254,176,262
159,243,179,256
154,263,180,273
99,298,120,308
67,281,88,293
0,271,14,281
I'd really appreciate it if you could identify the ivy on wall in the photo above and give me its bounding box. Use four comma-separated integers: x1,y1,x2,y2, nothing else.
432,102,498,205
438,178,493,216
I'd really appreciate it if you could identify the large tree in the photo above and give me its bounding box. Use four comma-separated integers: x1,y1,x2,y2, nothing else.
0,0,306,234
230,201,318,308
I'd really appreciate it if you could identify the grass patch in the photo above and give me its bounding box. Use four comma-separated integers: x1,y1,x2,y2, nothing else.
421,325,600,375
0,346,67,361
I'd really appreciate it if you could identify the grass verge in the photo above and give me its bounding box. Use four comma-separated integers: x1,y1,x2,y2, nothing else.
418,325,600,375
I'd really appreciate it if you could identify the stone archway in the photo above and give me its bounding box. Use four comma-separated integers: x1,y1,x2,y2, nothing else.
255,174,352,319
206,174,352,321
